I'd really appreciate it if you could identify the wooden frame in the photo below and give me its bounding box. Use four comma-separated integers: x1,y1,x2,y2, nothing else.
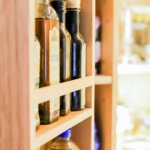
0,0,117,149
95,0,118,150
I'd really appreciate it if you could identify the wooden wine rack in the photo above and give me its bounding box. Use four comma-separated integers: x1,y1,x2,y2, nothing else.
0,0,117,149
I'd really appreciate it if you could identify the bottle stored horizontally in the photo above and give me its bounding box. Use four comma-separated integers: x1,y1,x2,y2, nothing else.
35,0,60,124
34,36,40,130
66,0,86,111
47,129,80,150
51,0,71,116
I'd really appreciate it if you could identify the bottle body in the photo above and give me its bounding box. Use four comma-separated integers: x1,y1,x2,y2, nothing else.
51,0,71,116
35,0,60,124
34,36,41,130
47,129,80,150
49,138,80,150
60,29,71,116
66,9,86,111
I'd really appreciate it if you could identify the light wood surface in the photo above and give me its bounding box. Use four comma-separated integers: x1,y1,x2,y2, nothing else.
34,76,94,104
95,85,113,150
95,0,118,150
0,0,95,148
36,108,93,148
72,117,94,150
0,0,30,149
95,75,112,85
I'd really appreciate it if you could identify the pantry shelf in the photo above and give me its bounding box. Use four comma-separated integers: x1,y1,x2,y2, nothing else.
34,76,94,104
95,75,112,85
36,108,93,148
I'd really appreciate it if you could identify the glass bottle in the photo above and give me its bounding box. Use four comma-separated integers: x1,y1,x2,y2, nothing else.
47,129,80,150
51,0,71,116
66,0,86,111
34,36,40,130
35,0,60,124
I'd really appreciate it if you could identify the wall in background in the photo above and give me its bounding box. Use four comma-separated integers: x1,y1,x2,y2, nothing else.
118,74,150,111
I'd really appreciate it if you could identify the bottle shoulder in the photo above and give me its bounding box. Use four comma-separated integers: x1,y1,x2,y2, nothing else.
35,2,59,19
49,138,80,150
71,33,84,44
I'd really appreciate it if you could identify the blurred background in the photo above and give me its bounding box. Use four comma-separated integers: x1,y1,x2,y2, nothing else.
116,0,150,149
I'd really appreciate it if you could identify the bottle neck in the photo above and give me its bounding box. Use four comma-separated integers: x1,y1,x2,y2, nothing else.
57,11,65,25
66,10,80,34
58,137,70,141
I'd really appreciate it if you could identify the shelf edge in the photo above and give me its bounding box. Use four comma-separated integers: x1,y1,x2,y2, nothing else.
95,75,112,85
33,76,94,104
36,108,93,148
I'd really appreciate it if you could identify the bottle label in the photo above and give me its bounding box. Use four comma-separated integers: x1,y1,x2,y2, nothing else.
50,98,60,122
81,88,86,109
65,31,71,80
81,43,86,108
34,38,40,89
49,26,60,85
66,93,71,112
35,104,40,130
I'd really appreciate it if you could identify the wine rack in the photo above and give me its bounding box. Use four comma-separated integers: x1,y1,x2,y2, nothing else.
0,0,117,149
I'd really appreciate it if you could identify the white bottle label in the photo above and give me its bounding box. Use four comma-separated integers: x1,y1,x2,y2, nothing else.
65,31,71,80
49,98,60,122
49,26,60,85
66,93,71,112
81,43,86,108
34,38,40,89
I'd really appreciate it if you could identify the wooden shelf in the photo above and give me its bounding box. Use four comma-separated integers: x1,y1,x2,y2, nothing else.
36,108,93,148
1,0,95,149
34,76,94,104
95,75,112,85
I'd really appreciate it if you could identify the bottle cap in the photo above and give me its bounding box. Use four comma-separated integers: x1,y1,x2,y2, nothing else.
51,0,66,12
58,129,71,138
66,0,81,9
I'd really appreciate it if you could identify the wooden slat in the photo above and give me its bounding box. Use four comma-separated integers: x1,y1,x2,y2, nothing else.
72,116,94,150
34,76,94,104
95,0,118,150
95,85,113,150
95,75,112,85
29,0,36,148
0,0,30,149
36,108,93,148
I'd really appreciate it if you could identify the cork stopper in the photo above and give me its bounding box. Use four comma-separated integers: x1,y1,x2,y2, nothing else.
66,0,81,9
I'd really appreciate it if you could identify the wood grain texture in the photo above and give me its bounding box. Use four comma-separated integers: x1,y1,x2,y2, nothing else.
36,109,93,148
95,75,112,85
0,0,30,149
34,76,94,105
95,85,113,150
95,0,118,150
72,117,94,150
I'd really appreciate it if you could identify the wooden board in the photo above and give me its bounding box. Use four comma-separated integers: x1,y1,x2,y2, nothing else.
36,108,93,148
0,0,95,149
0,0,30,149
95,85,113,150
95,75,112,85
95,0,118,150
72,117,94,150
34,76,94,104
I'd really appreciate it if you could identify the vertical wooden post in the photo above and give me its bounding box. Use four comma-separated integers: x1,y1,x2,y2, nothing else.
0,0,30,149
95,0,118,150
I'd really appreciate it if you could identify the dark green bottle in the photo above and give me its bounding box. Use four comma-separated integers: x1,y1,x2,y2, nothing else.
51,0,72,116
66,0,86,111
